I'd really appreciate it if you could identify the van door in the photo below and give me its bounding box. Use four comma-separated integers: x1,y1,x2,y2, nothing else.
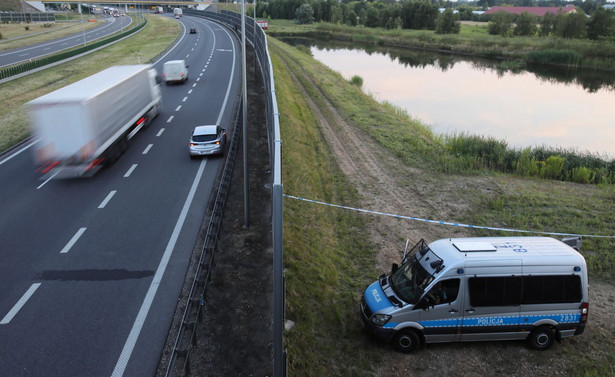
416,278,463,343
460,275,523,341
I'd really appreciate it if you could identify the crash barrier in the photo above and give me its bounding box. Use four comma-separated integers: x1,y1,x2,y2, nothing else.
164,95,243,377
0,12,55,23
0,14,146,82
172,9,286,377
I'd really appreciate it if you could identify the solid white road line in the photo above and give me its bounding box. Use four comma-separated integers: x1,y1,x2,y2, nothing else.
60,227,87,254
0,283,42,325
111,159,208,377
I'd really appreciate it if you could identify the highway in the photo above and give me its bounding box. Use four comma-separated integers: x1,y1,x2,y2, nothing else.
0,15,241,377
0,14,134,68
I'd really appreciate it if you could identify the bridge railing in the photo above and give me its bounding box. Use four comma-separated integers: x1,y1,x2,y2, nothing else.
174,8,286,377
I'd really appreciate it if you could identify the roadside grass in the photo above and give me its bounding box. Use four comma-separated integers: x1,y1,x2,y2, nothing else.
270,36,615,376
271,37,384,377
267,19,615,71
0,14,180,153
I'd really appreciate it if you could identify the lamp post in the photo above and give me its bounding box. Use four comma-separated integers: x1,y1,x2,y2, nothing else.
242,0,250,228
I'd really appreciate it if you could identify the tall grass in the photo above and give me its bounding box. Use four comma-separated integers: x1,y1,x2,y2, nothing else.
441,133,615,184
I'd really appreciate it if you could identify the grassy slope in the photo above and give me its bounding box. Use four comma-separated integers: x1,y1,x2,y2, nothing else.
270,35,615,376
0,14,180,153
271,37,383,376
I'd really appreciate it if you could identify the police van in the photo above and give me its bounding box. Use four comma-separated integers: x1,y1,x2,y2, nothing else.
360,237,589,352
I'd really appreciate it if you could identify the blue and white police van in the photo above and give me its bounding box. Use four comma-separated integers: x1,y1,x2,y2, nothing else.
360,237,589,352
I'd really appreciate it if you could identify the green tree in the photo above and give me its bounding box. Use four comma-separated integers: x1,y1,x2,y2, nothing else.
487,11,514,36
400,0,438,30
514,11,538,36
587,8,615,40
555,11,588,39
539,12,557,36
365,6,380,27
295,3,315,24
435,8,461,34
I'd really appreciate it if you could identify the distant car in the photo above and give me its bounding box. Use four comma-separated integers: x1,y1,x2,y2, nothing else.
189,28,197,34
162,59,188,85
189,125,227,158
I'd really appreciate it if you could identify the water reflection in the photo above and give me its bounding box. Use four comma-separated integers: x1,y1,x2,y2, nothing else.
280,37,615,158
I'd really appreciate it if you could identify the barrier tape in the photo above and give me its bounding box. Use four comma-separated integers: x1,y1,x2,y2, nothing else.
283,194,615,239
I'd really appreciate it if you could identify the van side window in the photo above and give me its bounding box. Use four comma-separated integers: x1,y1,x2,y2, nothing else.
522,275,582,304
425,278,460,306
469,277,522,307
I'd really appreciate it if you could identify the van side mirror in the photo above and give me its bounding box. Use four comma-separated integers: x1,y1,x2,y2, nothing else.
391,263,399,273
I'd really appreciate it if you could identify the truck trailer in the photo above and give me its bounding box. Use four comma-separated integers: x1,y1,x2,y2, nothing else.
173,7,182,18
27,65,162,178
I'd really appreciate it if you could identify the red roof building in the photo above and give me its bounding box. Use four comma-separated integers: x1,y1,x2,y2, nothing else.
484,5,577,17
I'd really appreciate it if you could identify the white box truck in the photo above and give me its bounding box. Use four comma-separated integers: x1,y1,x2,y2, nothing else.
173,7,182,18
361,236,589,353
27,65,162,178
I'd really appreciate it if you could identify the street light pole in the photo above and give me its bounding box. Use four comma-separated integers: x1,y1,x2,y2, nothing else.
242,0,250,228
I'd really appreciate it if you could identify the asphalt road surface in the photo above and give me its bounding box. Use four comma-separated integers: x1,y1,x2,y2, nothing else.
0,15,241,377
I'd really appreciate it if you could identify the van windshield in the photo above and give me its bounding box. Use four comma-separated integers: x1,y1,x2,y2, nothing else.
390,255,434,305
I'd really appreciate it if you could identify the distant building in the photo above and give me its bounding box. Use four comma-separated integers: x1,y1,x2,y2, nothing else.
484,5,577,17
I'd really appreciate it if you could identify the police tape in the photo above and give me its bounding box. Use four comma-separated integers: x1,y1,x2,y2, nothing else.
283,194,615,239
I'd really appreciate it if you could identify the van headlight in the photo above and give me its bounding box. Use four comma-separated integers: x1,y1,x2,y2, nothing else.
371,314,392,326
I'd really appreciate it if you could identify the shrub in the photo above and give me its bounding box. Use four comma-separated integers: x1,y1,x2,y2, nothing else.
570,166,594,184
541,155,565,179
349,75,363,87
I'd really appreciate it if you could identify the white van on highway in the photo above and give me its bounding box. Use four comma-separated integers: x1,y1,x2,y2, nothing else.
162,60,188,85
361,236,589,352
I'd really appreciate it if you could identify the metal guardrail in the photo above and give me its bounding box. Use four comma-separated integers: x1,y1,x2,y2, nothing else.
169,8,286,377
164,97,243,377
0,14,146,82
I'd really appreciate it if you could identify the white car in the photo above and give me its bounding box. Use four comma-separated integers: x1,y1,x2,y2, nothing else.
189,125,227,158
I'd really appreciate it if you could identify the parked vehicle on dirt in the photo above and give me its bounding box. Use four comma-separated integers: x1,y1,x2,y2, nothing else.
361,236,589,353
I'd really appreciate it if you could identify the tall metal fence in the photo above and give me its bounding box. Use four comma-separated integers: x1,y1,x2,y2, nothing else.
0,12,56,23
0,14,146,81
180,8,286,377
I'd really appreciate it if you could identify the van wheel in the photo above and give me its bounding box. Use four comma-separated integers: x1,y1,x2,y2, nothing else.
528,326,555,350
393,329,420,353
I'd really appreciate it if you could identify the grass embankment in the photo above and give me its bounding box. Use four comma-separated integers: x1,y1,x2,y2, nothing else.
271,38,383,376
0,14,180,153
270,35,615,376
268,19,615,71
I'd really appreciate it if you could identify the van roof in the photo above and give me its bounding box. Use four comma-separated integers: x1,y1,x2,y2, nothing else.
428,236,585,266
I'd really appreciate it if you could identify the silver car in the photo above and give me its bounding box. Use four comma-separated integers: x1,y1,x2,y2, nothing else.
189,125,227,158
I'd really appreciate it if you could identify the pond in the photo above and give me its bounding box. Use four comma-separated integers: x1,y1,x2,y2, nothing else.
284,38,615,159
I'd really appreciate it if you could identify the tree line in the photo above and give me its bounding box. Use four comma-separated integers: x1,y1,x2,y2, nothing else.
248,0,615,39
